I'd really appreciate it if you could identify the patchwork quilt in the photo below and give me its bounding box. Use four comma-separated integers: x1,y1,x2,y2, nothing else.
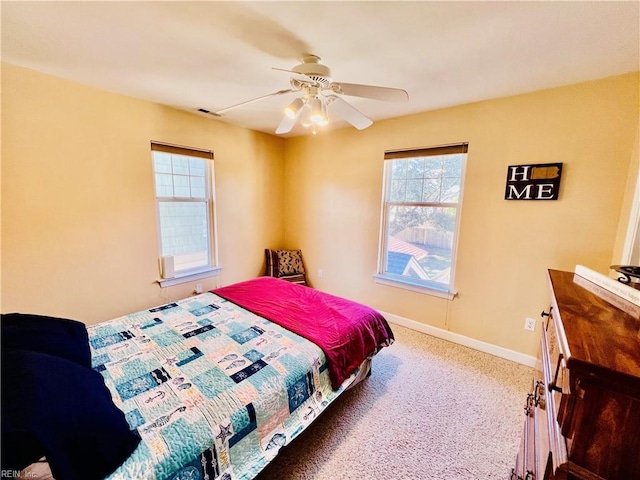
88,292,357,480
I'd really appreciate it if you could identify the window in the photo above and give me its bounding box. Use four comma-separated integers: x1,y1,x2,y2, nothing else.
376,143,468,298
151,142,219,286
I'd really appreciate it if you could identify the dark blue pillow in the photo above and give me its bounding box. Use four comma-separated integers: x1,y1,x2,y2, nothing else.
1,313,91,368
1,348,140,480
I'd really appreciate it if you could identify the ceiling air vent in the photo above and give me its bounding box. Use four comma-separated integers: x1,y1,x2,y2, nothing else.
196,108,221,117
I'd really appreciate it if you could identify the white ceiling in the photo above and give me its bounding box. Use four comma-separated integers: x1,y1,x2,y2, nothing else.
2,1,639,137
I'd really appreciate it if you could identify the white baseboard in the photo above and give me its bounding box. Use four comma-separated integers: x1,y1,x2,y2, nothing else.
381,311,537,368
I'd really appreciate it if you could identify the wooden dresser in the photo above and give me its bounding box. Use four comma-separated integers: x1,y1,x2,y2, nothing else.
512,269,640,480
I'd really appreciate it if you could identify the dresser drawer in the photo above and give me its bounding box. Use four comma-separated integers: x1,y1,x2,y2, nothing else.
513,387,556,480
533,389,553,480
513,328,561,480
542,317,569,457
513,392,536,480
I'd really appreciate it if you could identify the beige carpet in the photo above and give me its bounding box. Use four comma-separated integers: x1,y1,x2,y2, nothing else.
256,324,533,480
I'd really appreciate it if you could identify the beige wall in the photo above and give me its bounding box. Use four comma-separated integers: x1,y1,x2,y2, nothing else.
2,64,638,358
284,73,640,357
1,64,285,323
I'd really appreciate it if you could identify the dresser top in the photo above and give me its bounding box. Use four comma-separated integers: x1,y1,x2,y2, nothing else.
548,269,640,393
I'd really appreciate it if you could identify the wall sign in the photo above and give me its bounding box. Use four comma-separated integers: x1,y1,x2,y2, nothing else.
505,163,563,200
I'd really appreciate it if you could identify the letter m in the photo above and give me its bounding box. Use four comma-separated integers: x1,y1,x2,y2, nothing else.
506,184,533,200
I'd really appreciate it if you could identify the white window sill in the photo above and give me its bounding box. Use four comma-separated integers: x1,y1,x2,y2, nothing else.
158,266,222,288
373,274,457,300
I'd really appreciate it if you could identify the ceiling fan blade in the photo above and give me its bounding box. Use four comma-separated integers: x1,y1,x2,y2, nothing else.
272,67,317,86
275,115,296,135
326,95,373,130
214,89,294,115
331,82,409,102
158,3,310,61
219,6,311,60
272,67,300,75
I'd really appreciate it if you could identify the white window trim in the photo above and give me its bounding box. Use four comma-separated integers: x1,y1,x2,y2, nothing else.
621,172,639,264
158,266,222,288
151,142,219,286
376,144,467,299
373,273,457,300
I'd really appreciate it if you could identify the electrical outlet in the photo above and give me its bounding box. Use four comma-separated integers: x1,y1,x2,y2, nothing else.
195,283,203,294
524,317,536,331
318,269,323,277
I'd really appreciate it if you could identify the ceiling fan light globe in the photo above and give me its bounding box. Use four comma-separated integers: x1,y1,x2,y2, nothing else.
316,100,329,126
309,96,324,123
300,104,313,128
284,97,304,119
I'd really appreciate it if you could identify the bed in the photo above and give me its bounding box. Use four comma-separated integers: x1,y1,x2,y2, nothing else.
1,277,394,480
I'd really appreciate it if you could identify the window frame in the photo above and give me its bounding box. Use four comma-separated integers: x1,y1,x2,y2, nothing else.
375,143,468,299
151,141,220,287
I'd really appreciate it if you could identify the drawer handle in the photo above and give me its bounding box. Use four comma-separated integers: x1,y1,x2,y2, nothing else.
550,356,566,394
524,393,535,416
534,380,546,409
548,382,563,393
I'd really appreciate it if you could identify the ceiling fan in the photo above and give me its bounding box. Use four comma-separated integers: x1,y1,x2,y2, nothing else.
209,55,409,135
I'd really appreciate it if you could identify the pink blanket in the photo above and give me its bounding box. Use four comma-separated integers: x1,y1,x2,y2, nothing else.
213,277,394,389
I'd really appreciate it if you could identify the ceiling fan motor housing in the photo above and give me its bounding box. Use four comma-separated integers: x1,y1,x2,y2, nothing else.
292,55,332,85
